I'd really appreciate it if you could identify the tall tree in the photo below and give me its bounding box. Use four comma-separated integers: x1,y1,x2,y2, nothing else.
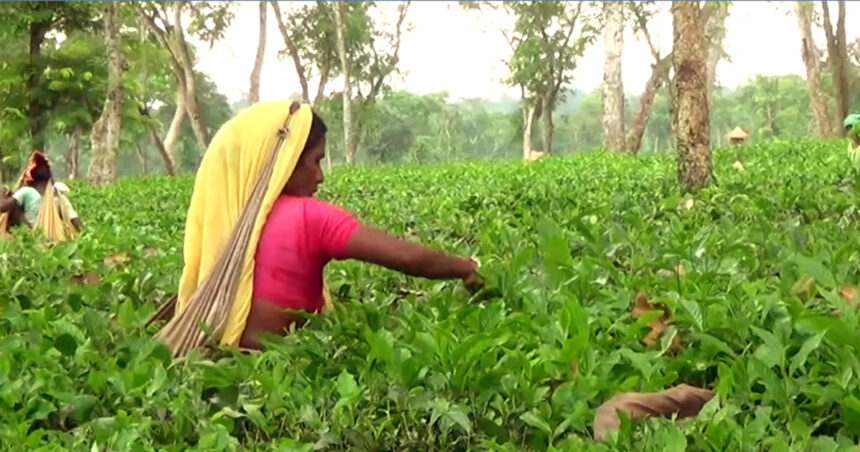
138,2,234,152
625,2,672,153
43,33,107,179
138,5,189,169
332,2,409,164
520,89,539,159
602,2,625,152
26,7,52,153
249,1,266,104
659,2,730,147
88,2,124,184
0,2,98,153
129,31,183,176
821,1,848,134
332,2,354,164
794,2,832,136
460,2,540,158
66,127,81,179
673,1,711,190
270,2,337,110
702,3,729,112
503,2,599,157
730,74,810,139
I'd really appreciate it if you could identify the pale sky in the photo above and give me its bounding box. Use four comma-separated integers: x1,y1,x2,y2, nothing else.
194,2,860,103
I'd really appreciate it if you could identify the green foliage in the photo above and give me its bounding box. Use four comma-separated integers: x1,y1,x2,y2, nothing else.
45,33,108,141
338,1,408,101
505,1,599,101
0,3,100,172
729,75,811,139
2,139,860,449
271,1,338,92
0,2,100,37
169,74,232,173
323,74,818,165
0,2,234,180
342,91,519,164
183,1,236,46
0,2,101,156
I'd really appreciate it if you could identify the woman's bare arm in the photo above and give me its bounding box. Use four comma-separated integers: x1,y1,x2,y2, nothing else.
0,196,17,214
343,225,477,282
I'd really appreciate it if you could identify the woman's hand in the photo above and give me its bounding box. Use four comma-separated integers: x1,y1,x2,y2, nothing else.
462,257,484,293
462,270,484,293
0,189,17,214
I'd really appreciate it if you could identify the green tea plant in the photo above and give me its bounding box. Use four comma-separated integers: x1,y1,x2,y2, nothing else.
2,139,860,451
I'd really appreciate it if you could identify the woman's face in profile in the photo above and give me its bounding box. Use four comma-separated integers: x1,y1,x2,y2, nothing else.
284,137,326,197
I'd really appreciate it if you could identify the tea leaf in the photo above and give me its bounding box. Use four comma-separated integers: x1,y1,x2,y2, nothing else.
794,255,836,289
789,332,825,375
2,139,858,448
520,411,552,436
54,333,78,356
336,370,359,399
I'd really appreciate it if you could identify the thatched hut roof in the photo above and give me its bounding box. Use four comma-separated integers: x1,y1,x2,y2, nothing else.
727,127,749,140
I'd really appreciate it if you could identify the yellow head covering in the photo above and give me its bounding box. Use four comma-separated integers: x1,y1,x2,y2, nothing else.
176,100,312,346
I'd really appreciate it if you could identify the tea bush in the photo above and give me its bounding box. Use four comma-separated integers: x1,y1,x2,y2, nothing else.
2,139,860,451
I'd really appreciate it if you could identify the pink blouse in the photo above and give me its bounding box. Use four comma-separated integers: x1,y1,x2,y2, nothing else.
253,196,360,312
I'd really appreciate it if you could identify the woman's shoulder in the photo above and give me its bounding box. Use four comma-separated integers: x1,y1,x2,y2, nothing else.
279,195,334,209
13,186,38,199
281,196,355,220
15,185,37,194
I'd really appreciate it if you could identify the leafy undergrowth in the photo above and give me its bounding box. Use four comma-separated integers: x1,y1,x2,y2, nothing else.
3,139,860,450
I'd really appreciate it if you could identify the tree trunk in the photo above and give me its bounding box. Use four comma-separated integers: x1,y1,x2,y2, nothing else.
270,1,311,103
541,94,554,154
135,143,148,175
822,1,849,134
333,3,356,164
522,102,537,159
88,2,124,185
162,87,186,170
836,2,848,120
667,69,679,148
765,105,777,136
314,60,330,110
795,2,832,136
627,54,672,154
320,64,331,170
28,20,51,151
180,61,209,151
145,121,176,176
703,4,729,112
602,1,625,152
249,1,267,104
138,3,208,151
173,4,210,149
65,127,81,180
673,1,711,191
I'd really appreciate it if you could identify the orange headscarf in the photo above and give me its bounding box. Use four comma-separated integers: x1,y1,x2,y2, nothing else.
19,151,50,187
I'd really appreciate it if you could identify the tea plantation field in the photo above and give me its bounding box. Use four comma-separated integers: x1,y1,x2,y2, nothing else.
3,139,860,450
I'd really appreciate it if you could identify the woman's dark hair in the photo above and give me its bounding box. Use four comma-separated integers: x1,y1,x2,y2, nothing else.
24,152,52,184
303,112,328,154
31,165,52,183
